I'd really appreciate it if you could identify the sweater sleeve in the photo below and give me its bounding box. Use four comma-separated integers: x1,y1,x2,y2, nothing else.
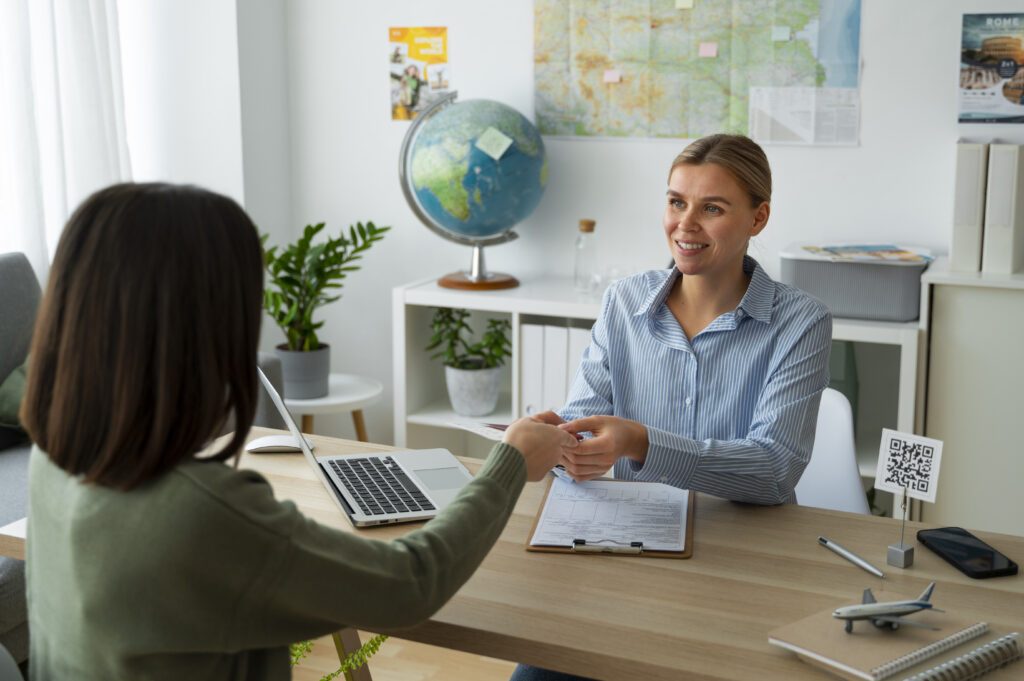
224,443,527,648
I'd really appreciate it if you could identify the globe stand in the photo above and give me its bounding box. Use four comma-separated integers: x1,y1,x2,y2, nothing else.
438,244,518,290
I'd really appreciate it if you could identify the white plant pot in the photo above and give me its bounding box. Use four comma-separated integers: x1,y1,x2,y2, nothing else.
445,366,501,417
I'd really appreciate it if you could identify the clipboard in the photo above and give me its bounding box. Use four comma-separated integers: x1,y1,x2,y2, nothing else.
525,476,696,559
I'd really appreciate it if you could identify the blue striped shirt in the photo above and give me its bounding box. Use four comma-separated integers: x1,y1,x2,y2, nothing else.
559,256,832,505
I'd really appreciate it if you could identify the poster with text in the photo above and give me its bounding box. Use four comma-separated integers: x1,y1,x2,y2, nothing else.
960,14,1024,123
389,27,450,121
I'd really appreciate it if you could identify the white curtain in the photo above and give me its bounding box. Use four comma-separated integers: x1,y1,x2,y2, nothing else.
0,0,131,282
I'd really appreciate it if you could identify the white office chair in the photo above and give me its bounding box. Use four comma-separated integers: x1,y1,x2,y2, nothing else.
795,388,870,515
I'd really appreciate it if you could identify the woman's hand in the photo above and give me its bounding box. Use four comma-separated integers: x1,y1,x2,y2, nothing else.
502,416,579,481
557,415,649,482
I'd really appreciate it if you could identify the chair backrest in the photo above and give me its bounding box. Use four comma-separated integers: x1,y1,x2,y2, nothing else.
795,388,870,515
0,252,42,383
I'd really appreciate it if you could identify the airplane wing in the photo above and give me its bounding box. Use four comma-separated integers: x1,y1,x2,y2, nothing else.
862,589,877,604
871,616,940,631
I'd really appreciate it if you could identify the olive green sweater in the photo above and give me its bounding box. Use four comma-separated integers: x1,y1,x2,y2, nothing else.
26,443,527,680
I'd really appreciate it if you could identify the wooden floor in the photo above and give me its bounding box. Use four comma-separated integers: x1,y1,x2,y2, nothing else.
292,633,516,681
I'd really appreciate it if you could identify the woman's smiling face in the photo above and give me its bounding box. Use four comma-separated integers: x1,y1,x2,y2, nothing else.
663,163,769,279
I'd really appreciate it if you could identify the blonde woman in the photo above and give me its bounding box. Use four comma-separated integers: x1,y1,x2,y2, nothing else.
512,134,832,681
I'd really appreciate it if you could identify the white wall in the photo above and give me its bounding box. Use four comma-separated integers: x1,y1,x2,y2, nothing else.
118,0,246,204
281,0,1024,445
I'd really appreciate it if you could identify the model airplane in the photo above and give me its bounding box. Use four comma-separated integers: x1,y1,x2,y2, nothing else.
833,582,943,633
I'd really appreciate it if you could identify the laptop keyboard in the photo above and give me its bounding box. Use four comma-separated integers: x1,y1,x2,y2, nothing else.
328,456,436,516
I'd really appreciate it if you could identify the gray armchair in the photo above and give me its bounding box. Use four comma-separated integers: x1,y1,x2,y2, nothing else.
0,252,40,665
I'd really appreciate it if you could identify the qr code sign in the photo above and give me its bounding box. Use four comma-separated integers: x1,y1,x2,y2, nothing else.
874,429,943,504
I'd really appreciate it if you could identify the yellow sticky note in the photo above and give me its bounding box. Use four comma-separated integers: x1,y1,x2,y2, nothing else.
675,0,694,8
698,42,718,58
475,127,513,161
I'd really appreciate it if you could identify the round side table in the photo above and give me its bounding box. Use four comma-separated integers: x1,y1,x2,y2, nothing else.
284,373,383,441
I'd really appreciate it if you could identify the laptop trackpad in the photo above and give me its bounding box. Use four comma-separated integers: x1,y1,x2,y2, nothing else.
413,467,469,491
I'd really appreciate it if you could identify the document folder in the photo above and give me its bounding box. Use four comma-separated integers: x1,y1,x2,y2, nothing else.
526,476,696,559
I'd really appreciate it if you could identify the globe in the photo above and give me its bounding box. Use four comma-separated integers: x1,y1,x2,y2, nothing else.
399,93,548,289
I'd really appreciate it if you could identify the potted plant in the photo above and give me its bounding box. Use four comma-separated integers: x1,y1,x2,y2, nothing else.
262,221,389,398
425,307,511,417
290,633,387,681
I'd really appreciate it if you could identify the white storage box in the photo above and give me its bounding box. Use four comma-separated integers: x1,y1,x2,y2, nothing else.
779,244,932,322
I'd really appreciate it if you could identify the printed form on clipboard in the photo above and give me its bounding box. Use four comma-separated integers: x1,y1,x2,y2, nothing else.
527,477,696,559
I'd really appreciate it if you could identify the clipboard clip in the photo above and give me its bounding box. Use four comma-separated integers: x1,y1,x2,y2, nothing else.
572,539,643,554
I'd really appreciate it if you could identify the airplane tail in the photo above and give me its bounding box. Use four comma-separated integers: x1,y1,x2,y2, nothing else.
918,581,936,603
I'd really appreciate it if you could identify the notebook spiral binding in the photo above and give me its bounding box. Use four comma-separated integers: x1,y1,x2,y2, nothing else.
872,623,990,679
901,632,1022,681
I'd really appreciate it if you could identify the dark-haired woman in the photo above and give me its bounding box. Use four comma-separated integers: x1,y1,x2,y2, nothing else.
511,135,832,681
22,182,577,680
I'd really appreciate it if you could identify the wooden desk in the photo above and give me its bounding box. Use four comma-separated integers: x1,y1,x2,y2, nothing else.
237,428,1024,681
5,430,1023,680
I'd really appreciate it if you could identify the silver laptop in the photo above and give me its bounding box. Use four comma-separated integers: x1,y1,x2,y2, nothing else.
257,369,473,527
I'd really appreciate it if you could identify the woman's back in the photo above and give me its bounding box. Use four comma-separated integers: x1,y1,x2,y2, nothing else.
28,447,294,679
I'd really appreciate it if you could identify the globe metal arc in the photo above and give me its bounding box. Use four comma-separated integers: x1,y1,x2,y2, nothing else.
398,91,548,289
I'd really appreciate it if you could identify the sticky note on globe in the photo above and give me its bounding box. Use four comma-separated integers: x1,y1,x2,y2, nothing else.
476,127,514,161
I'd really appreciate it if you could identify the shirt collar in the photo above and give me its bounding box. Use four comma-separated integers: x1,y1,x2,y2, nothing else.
635,256,775,324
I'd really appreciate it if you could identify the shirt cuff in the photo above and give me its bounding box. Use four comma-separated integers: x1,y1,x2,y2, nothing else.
630,426,701,486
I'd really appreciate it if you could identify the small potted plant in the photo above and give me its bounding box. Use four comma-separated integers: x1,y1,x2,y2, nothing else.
426,308,511,417
262,221,389,398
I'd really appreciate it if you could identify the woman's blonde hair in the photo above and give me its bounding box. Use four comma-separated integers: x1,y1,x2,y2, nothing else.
668,134,771,207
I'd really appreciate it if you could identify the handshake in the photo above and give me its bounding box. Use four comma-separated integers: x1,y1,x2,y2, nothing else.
500,411,649,482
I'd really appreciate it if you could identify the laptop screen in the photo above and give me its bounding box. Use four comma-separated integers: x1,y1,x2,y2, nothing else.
256,368,318,469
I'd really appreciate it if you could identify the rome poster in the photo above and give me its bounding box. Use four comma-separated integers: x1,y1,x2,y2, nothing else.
960,14,1024,123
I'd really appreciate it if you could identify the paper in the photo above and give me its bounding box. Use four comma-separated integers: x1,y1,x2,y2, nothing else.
698,42,718,58
771,25,791,41
475,127,514,161
675,0,694,8
0,517,26,540
449,422,506,441
530,478,688,551
603,69,622,83
801,244,933,264
874,429,944,504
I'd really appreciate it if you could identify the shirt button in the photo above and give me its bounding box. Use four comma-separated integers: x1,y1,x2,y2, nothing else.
685,397,692,406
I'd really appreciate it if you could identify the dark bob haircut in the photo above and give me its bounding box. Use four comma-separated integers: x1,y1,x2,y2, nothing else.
21,182,263,490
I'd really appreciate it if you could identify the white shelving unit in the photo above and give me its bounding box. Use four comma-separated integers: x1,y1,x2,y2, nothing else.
393,275,922,483
916,257,1024,535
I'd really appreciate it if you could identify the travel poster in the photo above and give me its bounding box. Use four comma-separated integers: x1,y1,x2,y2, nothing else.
389,27,451,121
960,14,1024,123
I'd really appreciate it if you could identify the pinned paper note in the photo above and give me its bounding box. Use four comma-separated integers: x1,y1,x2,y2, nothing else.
698,42,718,58
771,26,791,41
475,127,513,161
874,429,944,504
675,0,694,8
603,69,622,83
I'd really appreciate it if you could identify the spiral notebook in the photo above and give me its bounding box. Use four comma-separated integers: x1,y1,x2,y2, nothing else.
769,607,1021,681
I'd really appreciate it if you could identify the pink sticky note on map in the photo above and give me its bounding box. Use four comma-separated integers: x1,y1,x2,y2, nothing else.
698,42,718,58
603,69,622,83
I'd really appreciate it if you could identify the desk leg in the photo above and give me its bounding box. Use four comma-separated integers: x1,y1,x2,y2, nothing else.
352,410,368,442
301,414,314,433
331,628,373,681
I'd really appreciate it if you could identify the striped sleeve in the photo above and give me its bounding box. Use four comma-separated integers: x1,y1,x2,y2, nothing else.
631,311,832,504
